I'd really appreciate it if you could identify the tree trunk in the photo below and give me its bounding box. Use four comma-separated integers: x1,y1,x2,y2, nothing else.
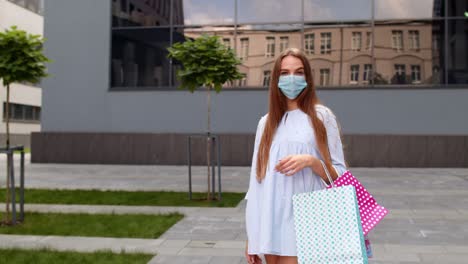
5,84,11,222
206,86,211,200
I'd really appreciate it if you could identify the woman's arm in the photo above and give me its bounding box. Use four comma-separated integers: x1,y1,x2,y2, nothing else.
312,106,346,184
275,107,346,184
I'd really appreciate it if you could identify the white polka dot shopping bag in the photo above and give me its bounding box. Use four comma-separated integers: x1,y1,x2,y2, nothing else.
292,162,368,264
326,171,388,236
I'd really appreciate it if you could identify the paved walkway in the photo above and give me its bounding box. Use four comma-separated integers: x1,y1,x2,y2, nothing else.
0,155,467,263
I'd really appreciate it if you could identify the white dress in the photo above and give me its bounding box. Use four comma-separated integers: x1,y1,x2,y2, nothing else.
245,104,347,256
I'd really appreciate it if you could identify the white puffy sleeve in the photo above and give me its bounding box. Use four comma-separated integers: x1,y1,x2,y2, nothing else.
316,105,347,178
244,114,267,200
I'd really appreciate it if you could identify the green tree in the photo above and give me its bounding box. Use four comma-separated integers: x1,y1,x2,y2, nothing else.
168,34,244,200
0,26,49,224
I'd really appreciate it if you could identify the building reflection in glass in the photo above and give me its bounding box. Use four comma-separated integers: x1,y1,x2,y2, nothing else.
110,0,466,89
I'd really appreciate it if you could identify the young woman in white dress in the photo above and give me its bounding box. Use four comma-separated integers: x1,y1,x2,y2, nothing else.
244,48,347,264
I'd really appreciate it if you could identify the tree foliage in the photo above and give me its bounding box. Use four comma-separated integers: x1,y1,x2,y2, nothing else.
167,34,244,93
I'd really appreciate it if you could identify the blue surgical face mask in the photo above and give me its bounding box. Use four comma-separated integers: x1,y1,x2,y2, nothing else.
278,74,307,100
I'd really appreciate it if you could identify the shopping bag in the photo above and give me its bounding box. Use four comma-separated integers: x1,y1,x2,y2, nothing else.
326,170,388,236
292,162,368,264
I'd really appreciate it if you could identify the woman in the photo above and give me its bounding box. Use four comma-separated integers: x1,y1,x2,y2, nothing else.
244,48,347,264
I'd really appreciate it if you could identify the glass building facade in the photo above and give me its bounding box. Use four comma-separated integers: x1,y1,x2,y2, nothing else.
110,0,467,90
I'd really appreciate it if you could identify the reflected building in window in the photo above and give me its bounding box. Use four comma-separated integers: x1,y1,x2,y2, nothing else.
185,21,437,87
109,0,466,89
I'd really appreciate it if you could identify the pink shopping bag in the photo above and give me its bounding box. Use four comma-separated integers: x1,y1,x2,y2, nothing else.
326,170,388,236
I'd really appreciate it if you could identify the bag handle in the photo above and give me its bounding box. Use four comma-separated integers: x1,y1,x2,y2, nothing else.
319,159,336,189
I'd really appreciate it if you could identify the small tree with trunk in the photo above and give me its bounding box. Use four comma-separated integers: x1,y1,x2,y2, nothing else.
168,34,244,200
0,26,49,224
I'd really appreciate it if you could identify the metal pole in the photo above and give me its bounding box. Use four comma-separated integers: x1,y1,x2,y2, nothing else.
188,136,192,200
444,0,448,86
20,148,25,222
211,136,215,200
300,0,304,51
217,135,222,201
169,0,174,87
9,152,17,225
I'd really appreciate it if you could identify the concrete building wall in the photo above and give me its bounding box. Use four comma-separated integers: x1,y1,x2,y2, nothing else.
34,0,468,166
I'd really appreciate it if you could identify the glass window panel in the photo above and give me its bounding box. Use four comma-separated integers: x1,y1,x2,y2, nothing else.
304,0,371,22
111,27,171,88
320,32,332,54
112,0,172,27
237,0,301,24
447,19,468,84
25,105,34,120
222,38,232,49
350,65,360,83
409,30,421,50
304,33,315,55
171,26,236,88
234,24,302,87
319,69,330,86
448,0,468,17
34,107,41,121
310,22,372,87
363,64,373,83
375,0,437,20
13,104,23,120
181,0,234,26
265,37,276,58
374,20,443,85
351,32,362,51
279,36,289,53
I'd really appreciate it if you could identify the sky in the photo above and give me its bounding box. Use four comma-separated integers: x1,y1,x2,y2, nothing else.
182,0,436,25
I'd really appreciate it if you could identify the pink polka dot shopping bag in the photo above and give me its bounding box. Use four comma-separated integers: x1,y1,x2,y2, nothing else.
326,170,388,236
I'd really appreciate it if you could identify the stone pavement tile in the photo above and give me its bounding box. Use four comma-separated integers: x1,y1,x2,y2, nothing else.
159,239,190,248
184,216,228,222
368,243,386,256
208,256,244,264
444,245,468,253
370,252,420,262
233,233,248,241
148,255,212,264
419,253,468,263
384,244,446,254
187,241,216,248
213,241,245,249
369,258,422,264
154,247,183,255
178,247,243,257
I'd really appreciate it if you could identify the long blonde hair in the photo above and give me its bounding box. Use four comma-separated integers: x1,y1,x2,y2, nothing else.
256,48,339,183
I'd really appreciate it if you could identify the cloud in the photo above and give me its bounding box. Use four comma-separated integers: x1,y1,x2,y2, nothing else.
375,0,434,19
183,0,234,25
182,0,436,26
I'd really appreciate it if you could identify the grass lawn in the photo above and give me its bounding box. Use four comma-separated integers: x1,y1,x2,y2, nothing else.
0,212,183,238
0,189,245,207
0,249,153,264
13,147,30,154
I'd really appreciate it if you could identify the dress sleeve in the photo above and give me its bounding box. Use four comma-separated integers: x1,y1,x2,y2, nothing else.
244,115,267,200
317,106,347,178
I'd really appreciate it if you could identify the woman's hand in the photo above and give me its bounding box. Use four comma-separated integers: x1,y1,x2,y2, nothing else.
245,241,262,264
275,154,316,176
